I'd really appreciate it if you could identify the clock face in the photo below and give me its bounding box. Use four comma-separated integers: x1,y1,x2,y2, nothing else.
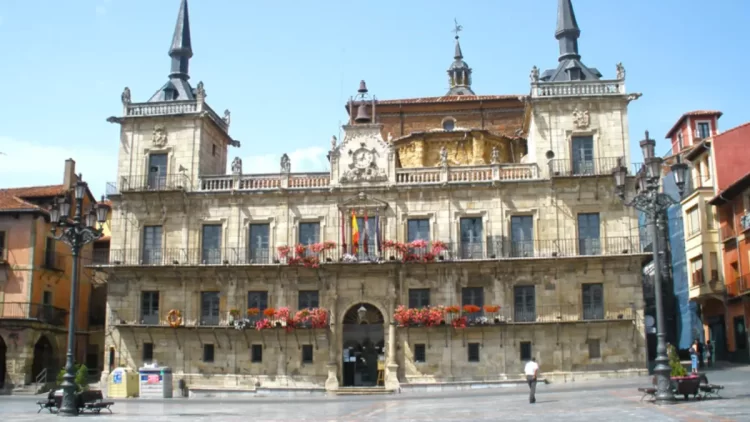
353,149,373,169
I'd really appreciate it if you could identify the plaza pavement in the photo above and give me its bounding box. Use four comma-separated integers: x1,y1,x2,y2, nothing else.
1,366,748,421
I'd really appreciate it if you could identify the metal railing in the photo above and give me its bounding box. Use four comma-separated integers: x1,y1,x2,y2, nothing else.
728,274,750,297
550,157,623,178
0,302,68,326
720,224,736,242
118,173,192,193
94,237,643,267
110,307,329,328
489,304,634,323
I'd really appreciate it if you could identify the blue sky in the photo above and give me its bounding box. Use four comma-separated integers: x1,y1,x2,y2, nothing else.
0,0,748,197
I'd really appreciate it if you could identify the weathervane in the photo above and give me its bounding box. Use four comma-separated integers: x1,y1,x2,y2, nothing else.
453,19,463,39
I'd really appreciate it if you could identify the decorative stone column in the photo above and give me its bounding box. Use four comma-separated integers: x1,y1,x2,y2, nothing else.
385,322,400,391
324,294,339,392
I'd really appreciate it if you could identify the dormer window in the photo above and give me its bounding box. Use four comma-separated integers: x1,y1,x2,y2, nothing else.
567,67,582,81
696,122,711,139
442,118,456,131
163,88,177,101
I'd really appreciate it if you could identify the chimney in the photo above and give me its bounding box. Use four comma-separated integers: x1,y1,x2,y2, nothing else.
63,159,76,190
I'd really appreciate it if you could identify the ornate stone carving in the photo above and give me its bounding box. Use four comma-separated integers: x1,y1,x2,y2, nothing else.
331,135,337,150
530,66,539,83
280,153,291,173
616,62,626,80
491,146,499,164
121,87,131,105
152,125,168,147
439,146,448,167
340,142,386,183
223,109,231,126
572,108,590,129
196,81,206,99
231,157,242,175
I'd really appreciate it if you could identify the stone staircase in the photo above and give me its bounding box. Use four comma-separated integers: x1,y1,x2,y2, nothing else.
334,387,394,396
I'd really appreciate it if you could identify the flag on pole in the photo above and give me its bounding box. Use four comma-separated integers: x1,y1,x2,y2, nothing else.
351,210,359,254
374,216,380,257
364,210,370,255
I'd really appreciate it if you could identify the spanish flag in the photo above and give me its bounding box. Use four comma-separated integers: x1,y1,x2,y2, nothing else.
351,210,359,254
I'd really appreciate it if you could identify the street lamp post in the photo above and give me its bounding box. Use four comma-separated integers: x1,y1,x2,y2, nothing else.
613,131,688,405
48,176,110,417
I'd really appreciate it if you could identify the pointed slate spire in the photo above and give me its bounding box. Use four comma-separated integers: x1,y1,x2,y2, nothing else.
169,0,193,80
555,0,580,62
454,35,463,60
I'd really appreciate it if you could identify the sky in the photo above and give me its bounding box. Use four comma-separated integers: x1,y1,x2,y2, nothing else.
0,0,748,198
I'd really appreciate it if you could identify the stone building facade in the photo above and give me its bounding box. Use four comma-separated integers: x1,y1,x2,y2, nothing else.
95,0,649,393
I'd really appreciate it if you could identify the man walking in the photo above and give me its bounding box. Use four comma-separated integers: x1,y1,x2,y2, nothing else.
525,357,539,404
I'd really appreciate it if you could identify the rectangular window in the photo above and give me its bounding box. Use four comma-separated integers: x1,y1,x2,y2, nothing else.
301,344,314,363
298,290,319,310
582,283,604,320
0,231,5,261
571,136,594,175
147,153,168,190
140,291,160,325
510,215,534,257
42,291,53,306
407,219,430,242
44,237,57,269
588,339,601,359
467,343,480,362
459,217,483,259
677,132,684,150
577,213,601,255
201,224,222,264
408,289,430,308
686,206,700,235
142,225,163,265
200,292,220,326
247,291,268,321
697,122,711,139
212,144,217,157
251,344,263,363
203,344,215,363
706,205,715,230
414,344,426,363
143,343,154,363
710,252,719,281
691,256,704,286
462,287,484,321
514,286,535,322
298,222,320,248
520,342,532,361
248,224,270,264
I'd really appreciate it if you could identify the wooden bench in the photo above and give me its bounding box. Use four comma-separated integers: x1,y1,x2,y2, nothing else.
78,390,115,414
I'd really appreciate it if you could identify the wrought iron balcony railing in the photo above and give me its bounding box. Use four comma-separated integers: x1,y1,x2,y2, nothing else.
92,236,643,267
110,307,329,328
550,157,624,178
118,173,192,193
0,302,68,326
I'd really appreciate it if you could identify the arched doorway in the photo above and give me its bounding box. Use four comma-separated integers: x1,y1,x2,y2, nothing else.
32,335,55,383
0,335,6,389
341,303,385,387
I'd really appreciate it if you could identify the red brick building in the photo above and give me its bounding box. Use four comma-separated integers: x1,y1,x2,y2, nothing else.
706,122,750,362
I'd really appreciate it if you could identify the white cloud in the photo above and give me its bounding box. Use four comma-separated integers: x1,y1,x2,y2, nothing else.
0,136,117,197
236,146,329,174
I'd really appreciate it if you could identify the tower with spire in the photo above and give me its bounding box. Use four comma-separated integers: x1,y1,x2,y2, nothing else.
107,0,239,193
446,20,474,95
526,0,641,177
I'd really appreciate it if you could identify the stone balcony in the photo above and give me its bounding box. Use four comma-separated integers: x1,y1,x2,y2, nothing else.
121,99,228,133
531,79,626,99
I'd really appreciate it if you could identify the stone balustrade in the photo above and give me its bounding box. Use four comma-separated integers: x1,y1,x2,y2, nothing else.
531,79,625,98
125,100,228,132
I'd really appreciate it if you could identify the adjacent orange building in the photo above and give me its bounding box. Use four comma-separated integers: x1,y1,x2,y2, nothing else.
0,159,101,390
708,124,750,361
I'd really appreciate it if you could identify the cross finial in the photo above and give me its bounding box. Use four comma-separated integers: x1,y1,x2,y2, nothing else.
453,19,463,39
645,130,650,140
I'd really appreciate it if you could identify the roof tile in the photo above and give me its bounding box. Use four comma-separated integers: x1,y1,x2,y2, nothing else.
2,184,65,199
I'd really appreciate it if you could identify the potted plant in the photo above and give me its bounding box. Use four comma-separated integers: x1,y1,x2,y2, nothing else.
463,304,481,325
228,309,240,324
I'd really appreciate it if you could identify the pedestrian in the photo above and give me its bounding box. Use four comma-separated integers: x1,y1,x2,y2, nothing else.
524,357,539,404
697,338,704,369
704,340,712,367
690,340,699,374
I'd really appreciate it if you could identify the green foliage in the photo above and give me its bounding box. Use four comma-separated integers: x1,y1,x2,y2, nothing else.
667,345,687,377
56,364,90,392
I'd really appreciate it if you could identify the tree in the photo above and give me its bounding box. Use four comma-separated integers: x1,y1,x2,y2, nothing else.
56,364,90,392
667,344,686,377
